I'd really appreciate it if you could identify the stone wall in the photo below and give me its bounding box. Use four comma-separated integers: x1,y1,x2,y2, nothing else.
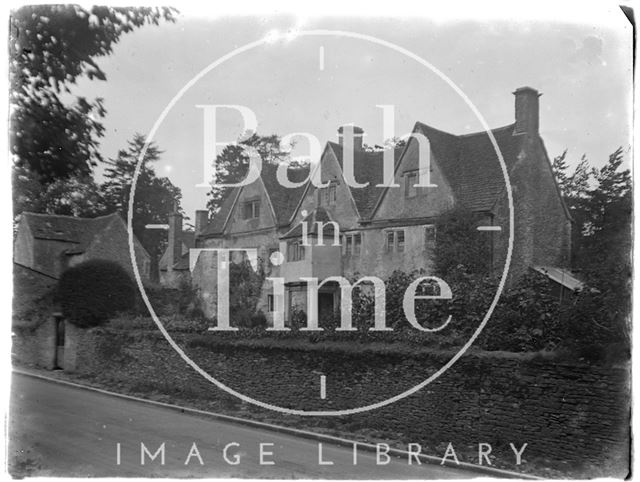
40,326,630,474
12,318,57,370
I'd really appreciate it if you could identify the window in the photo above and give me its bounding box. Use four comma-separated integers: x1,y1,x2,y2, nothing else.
405,171,418,198
243,200,260,219
385,229,405,253
287,240,305,261
386,231,395,253
344,233,362,256
424,225,436,250
267,295,274,312
321,184,337,206
397,230,405,252
353,233,362,256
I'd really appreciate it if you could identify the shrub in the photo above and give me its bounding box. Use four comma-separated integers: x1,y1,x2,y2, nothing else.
143,280,205,320
56,260,136,327
434,206,492,277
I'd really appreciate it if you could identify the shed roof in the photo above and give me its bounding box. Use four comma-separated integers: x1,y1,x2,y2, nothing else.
533,266,585,291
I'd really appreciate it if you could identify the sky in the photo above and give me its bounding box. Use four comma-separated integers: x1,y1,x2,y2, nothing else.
71,5,633,222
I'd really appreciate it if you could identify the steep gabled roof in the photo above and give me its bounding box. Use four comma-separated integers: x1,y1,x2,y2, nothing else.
201,163,310,237
203,188,240,237
260,163,310,226
371,122,523,217
21,212,121,254
327,142,405,219
441,123,522,212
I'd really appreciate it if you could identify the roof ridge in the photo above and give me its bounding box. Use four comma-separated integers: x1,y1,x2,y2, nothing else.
456,123,516,138
415,120,516,139
22,211,120,222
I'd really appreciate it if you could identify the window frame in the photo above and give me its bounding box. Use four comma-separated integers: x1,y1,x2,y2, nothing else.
243,199,260,219
405,171,418,198
385,229,406,254
343,232,363,257
320,182,338,206
287,240,305,262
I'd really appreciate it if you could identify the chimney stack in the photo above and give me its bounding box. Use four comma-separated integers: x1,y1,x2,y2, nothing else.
195,210,209,236
167,202,183,272
513,86,541,135
338,125,364,152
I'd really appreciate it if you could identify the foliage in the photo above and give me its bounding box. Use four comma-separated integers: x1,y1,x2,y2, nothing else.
143,280,205,321
228,259,266,328
13,166,105,217
101,133,183,274
551,147,631,356
434,206,492,277
10,5,176,185
207,133,290,215
56,260,136,327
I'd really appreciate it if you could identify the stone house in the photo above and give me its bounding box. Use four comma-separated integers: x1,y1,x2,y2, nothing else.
13,211,151,371
188,86,572,323
14,211,151,281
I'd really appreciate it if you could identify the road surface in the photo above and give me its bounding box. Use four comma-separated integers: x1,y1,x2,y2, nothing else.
9,373,479,478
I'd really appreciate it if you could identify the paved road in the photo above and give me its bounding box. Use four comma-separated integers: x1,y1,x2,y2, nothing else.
9,373,479,478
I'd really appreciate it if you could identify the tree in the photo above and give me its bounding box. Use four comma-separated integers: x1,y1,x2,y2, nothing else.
10,5,176,210
56,260,136,327
207,133,289,215
13,165,106,218
101,134,183,279
552,147,631,272
552,147,631,355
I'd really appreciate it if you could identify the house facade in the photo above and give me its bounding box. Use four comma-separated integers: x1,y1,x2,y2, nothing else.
190,87,572,324
14,211,152,281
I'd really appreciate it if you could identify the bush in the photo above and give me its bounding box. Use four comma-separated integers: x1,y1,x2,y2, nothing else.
56,260,136,327
144,280,205,320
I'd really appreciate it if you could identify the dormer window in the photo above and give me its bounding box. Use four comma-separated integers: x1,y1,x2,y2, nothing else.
405,171,418,198
320,183,337,206
243,200,260,219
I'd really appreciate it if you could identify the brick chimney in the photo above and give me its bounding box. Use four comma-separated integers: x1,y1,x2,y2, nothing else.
195,210,209,236
167,203,182,272
338,125,364,151
513,86,541,135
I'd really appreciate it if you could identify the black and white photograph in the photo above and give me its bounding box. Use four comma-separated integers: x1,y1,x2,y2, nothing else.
6,2,634,479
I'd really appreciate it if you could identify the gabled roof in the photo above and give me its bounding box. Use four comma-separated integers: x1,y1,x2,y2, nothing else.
388,122,523,214
327,142,405,219
203,188,240,237
181,231,196,249
21,212,122,254
159,230,196,271
201,163,310,237
261,163,310,226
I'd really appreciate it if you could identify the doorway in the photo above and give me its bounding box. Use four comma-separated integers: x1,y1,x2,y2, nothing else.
54,315,65,370
318,291,336,321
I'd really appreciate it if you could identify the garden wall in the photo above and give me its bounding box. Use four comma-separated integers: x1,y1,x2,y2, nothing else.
13,326,630,474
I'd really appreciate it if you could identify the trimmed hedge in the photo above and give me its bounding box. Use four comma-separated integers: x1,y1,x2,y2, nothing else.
56,260,136,327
